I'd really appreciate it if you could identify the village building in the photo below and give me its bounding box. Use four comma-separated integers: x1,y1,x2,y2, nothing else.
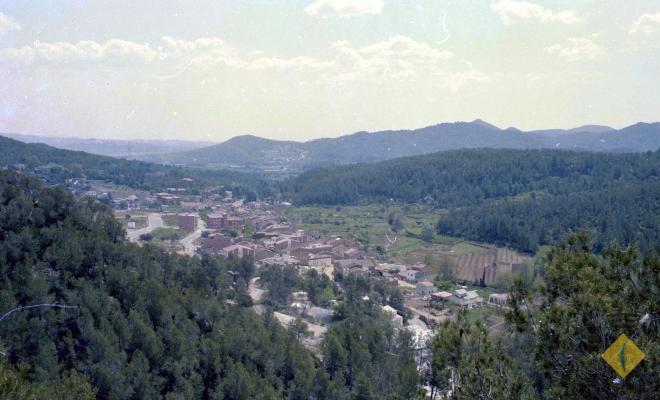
259,255,300,267
302,243,334,254
275,239,291,251
177,214,198,231
415,281,437,296
250,216,278,231
398,268,423,283
124,195,139,209
488,293,510,307
255,248,276,262
221,244,255,259
206,212,227,229
449,289,483,308
308,254,333,268
180,201,205,211
156,192,182,205
375,263,406,274
334,259,375,276
200,234,234,254
431,291,454,304
264,223,295,235
224,216,244,229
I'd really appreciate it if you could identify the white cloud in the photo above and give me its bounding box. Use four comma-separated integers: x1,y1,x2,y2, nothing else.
246,56,333,70
0,34,485,91
164,34,483,90
0,12,20,34
162,35,460,79
0,46,34,64
329,36,487,90
629,12,660,36
491,1,582,25
161,36,227,56
545,36,604,62
305,0,383,18
0,36,331,71
331,35,455,80
0,39,157,65
159,36,332,70
358,35,454,63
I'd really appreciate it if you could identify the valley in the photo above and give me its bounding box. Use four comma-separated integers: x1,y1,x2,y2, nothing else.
2,3,658,398
0,130,657,399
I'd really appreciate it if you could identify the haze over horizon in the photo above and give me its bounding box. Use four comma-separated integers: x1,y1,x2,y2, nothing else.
2,118,646,144
2,1,660,141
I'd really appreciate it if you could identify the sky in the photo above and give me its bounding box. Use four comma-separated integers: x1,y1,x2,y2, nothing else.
0,0,659,142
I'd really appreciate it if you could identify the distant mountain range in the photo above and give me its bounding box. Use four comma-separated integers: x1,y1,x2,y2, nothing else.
5,120,660,174
140,120,660,173
1,133,212,158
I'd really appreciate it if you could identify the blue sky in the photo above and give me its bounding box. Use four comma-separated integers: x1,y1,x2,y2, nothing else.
1,1,659,141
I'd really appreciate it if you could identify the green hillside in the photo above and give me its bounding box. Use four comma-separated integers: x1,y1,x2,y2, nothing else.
141,121,660,172
0,170,420,399
285,148,659,255
0,135,265,194
286,148,659,207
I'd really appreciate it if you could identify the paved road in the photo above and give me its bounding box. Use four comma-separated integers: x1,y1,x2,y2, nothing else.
127,213,164,242
248,277,265,303
179,218,205,256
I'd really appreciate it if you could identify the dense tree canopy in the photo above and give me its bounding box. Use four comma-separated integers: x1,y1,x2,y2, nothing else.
286,149,659,207
0,170,423,399
260,266,340,308
428,234,659,399
283,148,659,256
0,170,315,399
437,181,660,254
317,276,420,400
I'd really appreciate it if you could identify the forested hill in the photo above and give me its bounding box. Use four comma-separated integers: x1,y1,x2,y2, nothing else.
0,135,266,194
0,170,312,398
2,132,212,158
437,181,660,254
0,170,422,399
142,120,660,172
286,149,659,255
285,149,660,207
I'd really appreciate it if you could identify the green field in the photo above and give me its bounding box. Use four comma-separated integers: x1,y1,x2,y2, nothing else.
150,227,182,241
285,204,541,292
89,180,151,199
286,205,492,265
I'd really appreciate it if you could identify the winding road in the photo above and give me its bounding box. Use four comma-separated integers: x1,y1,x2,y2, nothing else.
127,213,164,242
179,218,206,256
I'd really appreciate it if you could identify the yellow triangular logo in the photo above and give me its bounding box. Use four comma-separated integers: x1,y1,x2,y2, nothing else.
601,334,645,378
